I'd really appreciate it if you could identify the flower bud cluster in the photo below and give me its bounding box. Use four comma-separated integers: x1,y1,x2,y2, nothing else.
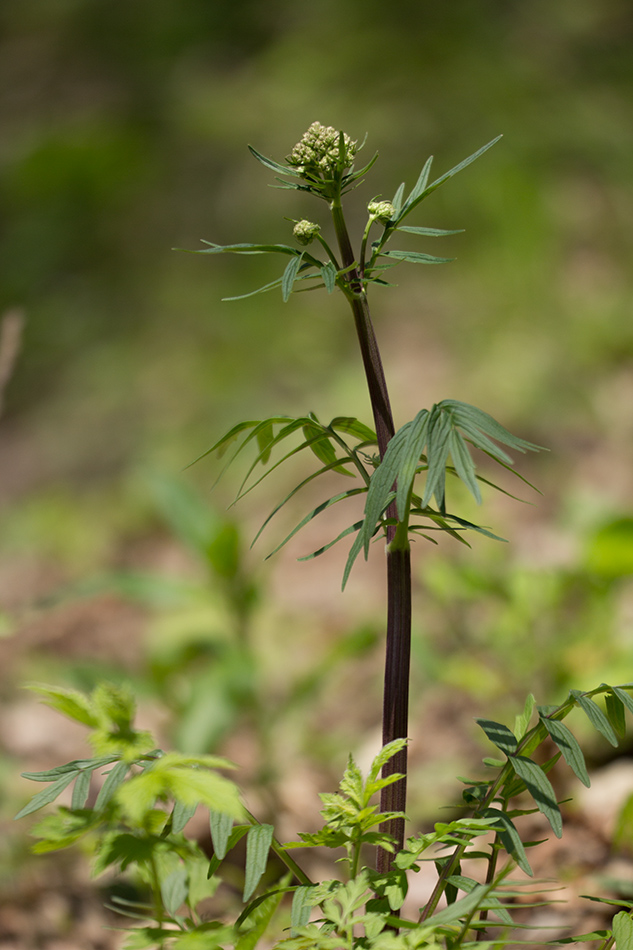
368,200,395,225
287,122,357,175
293,219,321,246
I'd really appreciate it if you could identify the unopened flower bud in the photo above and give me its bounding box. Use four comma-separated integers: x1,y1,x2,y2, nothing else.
293,219,321,246
368,200,395,225
287,122,357,176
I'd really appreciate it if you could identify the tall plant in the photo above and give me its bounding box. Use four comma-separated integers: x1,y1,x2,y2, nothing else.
193,122,539,870
16,124,633,949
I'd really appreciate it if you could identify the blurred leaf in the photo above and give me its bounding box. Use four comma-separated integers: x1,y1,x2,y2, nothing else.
209,810,234,861
172,800,198,834
613,911,633,948
27,684,97,728
71,769,92,810
605,691,627,739
15,772,77,820
95,760,129,810
243,824,274,901
585,517,633,578
161,867,188,917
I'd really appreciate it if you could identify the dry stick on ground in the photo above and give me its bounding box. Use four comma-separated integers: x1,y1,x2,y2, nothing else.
0,309,25,420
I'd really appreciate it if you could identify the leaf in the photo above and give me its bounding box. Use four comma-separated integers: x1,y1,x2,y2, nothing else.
330,416,376,444
222,277,283,302
161,867,188,917
422,406,453,507
291,886,316,934
391,182,406,214
27,684,97,728
95,760,129,810
400,156,433,216
263,488,366,560
299,517,364,563
481,808,532,876
282,252,304,302
394,409,430,519
605,690,627,739
571,690,618,747
508,756,562,837
367,739,409,787
476,719,517,756
449,428,481,503
321,261,337,293
71,769,92,810
419,136,503,203
514,694,536,741
302,421,354,476
612,685,633,716
379,249,454,265
209,810,233,860
613,911,633,949
396,226,464,237
15,772,78,820
243,824,274,902
247,145,302,178
538,712,590,787
172,800,198,834
236,886,287,950
198,240,299,256
21,756,117,783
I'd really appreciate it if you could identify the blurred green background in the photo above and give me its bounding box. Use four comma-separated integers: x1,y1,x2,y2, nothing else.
2,0,633,922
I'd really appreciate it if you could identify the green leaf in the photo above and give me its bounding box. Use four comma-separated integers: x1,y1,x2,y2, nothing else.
27,684,97,728
508,756,562,837
301,421,354,476
321,261,337,293
612,685,633,716
400,156,433,216
291,886,316,934
222,277,283,302
422,406,453,507
391,182,406,214
161,867,188,917
172,800,198,834
396,225,464,237
330,416,376,444
243,824,274,902
538,712,590,787
605,690,627,739
236,886,287,950
199,240,299,256
449,428,481,503
299,517,364,563
379,249,453,265
207,825,250,876
394,409,430,519
476,719,517,756
71,769,92,810
481,808,532,876
247,145,302,178
15,772,78,820
420,136,502,202
282,252,304,302
95,760,129,810
21,756,117,783
613,911,633,949
514,694,536,741
264,489,366,560
571,690,618,747
209,810,233,860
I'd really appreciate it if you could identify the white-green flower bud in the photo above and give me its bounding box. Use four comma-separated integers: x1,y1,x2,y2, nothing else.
287,122,357,175
293,219,321,245
368,200,395,225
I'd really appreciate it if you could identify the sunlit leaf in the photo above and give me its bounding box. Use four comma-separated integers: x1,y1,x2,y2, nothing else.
476,719,517,756
508,756,562,837
571,690,618,747
538,713,590,787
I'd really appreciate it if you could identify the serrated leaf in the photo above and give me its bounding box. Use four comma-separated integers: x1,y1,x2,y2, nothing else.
538,713,590,787
161,867,188,917
509,756,562,837
571,690,618,747
476,719,517,756
243,824,274,902
15,772,78,820
282,252,304,302
209,810,233,860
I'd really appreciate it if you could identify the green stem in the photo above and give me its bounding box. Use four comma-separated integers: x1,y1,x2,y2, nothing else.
330,190,412,874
